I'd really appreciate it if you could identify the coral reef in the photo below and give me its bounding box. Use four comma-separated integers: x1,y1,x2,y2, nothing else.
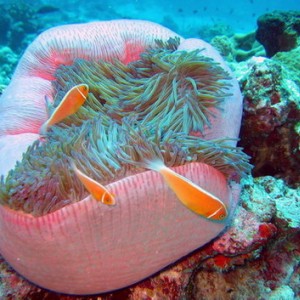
0,258,35,299
242,176,300,229
0,2,42,53
197,23,234,42
0,47,18,87
273,46,300,87
256,10,300,57
211,31,265,62
238,57,300,186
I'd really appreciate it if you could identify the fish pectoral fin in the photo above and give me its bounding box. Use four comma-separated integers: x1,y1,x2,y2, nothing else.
159,166,227,221
73,164,115,206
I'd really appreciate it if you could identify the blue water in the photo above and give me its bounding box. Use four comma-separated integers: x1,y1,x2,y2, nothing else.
0,0,299,48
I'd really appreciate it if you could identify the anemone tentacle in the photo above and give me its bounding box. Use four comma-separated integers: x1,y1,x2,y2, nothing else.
1,116,251,217
51,39,232,134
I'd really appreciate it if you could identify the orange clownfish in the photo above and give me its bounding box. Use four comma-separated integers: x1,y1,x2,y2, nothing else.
72,164,115,206
40,84,89,134
145,160,228,221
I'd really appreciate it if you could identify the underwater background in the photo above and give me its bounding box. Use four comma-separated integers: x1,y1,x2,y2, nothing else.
0,0,299,299
0,0,299,83
0,0,299,87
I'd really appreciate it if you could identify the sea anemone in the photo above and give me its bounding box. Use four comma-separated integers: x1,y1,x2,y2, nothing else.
1,38,250,217
0,20,250,295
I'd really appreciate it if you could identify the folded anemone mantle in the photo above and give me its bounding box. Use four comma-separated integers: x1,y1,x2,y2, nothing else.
0,20,246,295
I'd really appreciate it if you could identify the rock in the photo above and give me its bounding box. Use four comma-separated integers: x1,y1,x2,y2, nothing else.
256,10,300,57
238,58,300,186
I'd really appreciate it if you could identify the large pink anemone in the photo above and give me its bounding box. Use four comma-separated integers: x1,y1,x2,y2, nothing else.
0,20,246,294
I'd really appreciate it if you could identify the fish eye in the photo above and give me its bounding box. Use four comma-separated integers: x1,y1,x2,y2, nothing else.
219,214,226,220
